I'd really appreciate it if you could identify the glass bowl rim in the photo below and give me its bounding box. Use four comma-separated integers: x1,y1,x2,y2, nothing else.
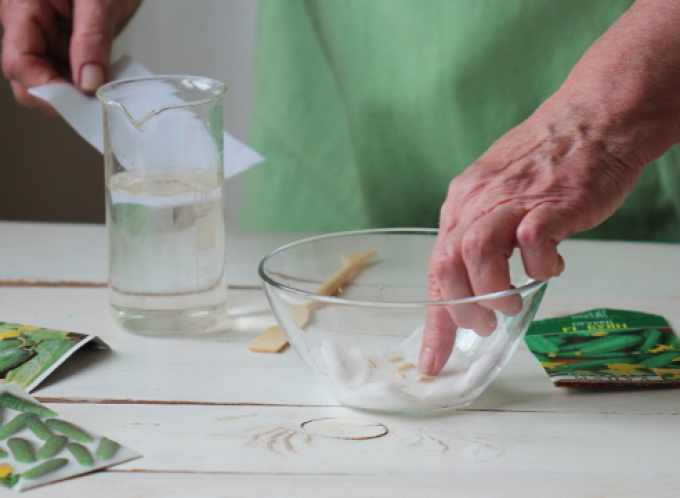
258,228,546,308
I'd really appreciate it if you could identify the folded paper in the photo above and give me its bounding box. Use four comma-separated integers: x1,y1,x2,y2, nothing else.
28,56,263,179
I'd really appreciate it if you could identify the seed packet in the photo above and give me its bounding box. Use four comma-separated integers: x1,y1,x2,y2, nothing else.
525,309,680,387
0,321,109,392
0,383,140,491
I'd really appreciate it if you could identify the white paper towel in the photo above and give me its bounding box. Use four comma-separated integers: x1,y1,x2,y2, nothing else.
28,56,263,179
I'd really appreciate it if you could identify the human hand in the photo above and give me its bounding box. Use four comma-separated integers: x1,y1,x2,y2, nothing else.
418,0,680,376
419,103,646,376
0,0,141,114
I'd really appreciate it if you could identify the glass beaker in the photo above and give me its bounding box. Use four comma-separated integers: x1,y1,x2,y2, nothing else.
97,76,228,336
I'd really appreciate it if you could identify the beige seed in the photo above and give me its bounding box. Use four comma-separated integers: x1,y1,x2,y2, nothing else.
366,358,376,368
289,251,377,328
395,371,406,379
248,326,289,353
395,362,415,371
415,375,436,383
387,356,403,363
289,304,312,328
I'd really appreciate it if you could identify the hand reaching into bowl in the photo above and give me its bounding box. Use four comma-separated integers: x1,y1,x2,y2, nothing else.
420,0,680,375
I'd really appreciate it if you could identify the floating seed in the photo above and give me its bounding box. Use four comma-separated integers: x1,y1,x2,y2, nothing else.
394,371,405,379
366,358,376,368
387,356,403,363
395,362,414,371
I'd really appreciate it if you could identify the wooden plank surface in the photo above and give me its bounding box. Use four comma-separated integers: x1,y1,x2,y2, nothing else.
0,221,107,285
0,221,309,287
60,404,680,475
0,286,679,415
22,469,680,498
2,220,679,298
1,222,679,496
21,402,680,498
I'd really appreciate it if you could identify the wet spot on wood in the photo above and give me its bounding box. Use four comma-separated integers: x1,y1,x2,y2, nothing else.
301,418,388,440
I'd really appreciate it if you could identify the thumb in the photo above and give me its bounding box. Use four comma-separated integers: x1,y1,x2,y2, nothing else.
70,0,117,93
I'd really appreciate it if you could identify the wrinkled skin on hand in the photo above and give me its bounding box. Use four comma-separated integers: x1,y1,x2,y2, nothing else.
0,0,142,114
419,0,680,376
420,104,644,376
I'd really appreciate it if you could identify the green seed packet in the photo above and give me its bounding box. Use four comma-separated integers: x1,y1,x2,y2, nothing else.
0,383,140,492
525,309,680,387
0,321,109,392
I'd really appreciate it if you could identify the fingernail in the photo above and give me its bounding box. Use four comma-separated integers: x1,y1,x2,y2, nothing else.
80,63,105,92
555,254,565,276
419,347,436,374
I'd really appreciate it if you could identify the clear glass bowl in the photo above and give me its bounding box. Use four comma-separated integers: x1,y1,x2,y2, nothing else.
259,229,547,414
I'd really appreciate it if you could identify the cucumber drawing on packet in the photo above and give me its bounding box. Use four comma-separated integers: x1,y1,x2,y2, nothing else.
524,308,680,387
0,383,140,492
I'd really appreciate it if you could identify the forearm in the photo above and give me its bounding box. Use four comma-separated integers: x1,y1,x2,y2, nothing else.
538,0,680,169
422,0,680,374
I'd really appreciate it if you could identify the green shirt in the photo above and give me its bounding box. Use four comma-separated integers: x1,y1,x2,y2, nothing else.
241,0,680,242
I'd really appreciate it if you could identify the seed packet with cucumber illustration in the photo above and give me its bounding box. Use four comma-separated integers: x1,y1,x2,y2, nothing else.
0,383,140,491
0,321,109,392
525,309,680,387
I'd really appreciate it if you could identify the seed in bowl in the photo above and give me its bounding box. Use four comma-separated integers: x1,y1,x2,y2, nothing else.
415,375,436,383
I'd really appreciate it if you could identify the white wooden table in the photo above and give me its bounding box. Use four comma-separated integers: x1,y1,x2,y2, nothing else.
0,221,679,497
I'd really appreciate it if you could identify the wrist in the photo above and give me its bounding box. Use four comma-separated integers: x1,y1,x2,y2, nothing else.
537,72,680,174
526,93,643,181
537,0,680,170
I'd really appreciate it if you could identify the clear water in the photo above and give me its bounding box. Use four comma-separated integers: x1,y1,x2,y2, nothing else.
107,169,228,335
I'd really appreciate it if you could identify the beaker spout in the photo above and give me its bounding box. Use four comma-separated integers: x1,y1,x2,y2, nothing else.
97,75,227,130
110,101,196,130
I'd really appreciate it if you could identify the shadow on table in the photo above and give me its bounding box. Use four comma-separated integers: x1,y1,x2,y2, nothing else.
467,382,553,412
32,345,114,392
564,385,680,395
165,287,279,344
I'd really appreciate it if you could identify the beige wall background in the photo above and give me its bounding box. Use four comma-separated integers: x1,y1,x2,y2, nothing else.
0,0,257,227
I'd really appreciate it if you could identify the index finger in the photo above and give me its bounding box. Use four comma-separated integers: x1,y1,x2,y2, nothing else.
420,276,458,376
1,2,67,89
420,228,498,376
